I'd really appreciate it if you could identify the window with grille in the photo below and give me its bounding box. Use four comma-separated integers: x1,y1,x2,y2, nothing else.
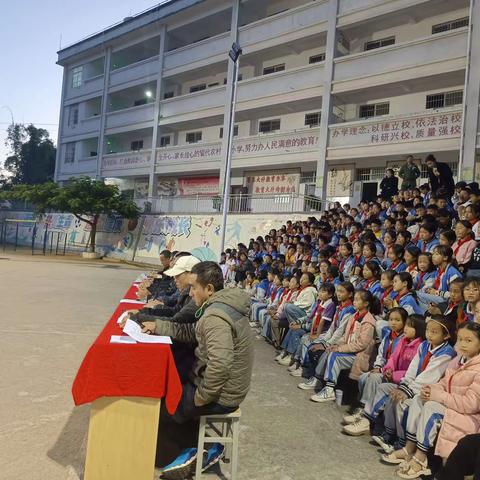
219,125,239,138
65,143,75,164
68,104,79,127
189,84,206,93
355,167,385,181
432,17,469,34
163,91,174,99
259,119,281,133
426,90,463,109
263,64,285,75
160,136,171,147
131,140,144,151
305,113,321,127
186,131,202,143
309,53,326,64
72,66,83,88
364,37,395,51
359,102,390,119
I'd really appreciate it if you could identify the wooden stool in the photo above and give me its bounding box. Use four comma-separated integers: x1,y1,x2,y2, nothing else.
195,409,241,480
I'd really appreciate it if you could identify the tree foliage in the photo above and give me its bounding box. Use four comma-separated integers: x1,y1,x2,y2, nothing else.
1,177,141,252
2,123,56,187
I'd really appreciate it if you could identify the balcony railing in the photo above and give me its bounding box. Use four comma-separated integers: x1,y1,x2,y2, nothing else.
134,193,326,215
109,56,160,88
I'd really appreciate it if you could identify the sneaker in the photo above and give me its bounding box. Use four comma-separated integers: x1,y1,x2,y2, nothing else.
277,354,292,366
342,418,370,436
372,434,395,454
201,443,225,473
298,377,318,390
275,352,285,362
287,362,299,372
160,448,198,479
290,366,303,377
310,387,335,403
343,408,364,425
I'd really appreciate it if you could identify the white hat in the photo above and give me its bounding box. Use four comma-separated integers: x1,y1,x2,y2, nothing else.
164,255,200,277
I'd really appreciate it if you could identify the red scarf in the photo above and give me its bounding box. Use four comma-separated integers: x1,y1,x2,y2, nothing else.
407,263,417,273
311,302,326,334
390,260,401,270
385,331,400,359
333,300,353,328
347,311,367,341
453,236,473,256
395,290,410,304
381,287,393,303
433,266,447,291
365,278,378,289
419,350,433,372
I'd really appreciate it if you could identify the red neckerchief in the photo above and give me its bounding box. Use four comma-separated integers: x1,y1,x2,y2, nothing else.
347,310,367,340
390,260,401,270
333,300,352,328
385,330,400,359
421,238,434,253
417,271,426,286
381,287,393,302
407,263,417,273
420,350,433,372
270,287,278,302
354,254,362,263
395,290,410,303
453,236,473,256
365,278,378,289
433,266,447,291
279,289,289,302
444,300,459,316
311,302,326,334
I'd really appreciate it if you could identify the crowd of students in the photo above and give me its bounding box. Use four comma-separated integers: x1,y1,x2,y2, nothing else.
220,178,480,479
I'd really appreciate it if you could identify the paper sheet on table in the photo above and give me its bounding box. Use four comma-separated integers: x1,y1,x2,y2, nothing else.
123,319,172,344
117,311,131,325
110,335,137,344
119,299,146,305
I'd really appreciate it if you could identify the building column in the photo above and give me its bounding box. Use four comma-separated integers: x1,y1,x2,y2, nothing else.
148,25,168,199
54,68,68,183
218,0,240,195
459,0,480,182
315,0,339,205
96,47,112,180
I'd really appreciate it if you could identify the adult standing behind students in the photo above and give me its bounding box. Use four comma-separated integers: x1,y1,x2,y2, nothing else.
380,169,399,200
425,154,455,197
398,155,421,191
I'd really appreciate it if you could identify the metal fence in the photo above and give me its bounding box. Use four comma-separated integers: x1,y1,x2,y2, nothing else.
135,193,326,215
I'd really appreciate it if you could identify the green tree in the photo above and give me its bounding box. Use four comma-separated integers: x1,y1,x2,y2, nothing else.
1,177,141,253
3,123,56,186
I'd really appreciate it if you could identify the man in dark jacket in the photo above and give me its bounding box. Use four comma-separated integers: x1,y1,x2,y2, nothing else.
425,153,455,197
142,262,254,476
379,168,399,199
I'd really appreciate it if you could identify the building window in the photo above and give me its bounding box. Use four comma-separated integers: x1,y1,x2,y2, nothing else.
219,125,239,138
134,98,148,107
432,17,469,34
131,140,144,151
68,104,79,127
259,119,281,133
309,53,326,64
189,84,206,93
426,90,463,109
163,91,174,99
305,113,321,127
263,64,285,75
364,37,395,51
160,136,171,147
186,131,202,143
359,102,390,119
65,143,75,164
208,82,219,88
72,66,83,88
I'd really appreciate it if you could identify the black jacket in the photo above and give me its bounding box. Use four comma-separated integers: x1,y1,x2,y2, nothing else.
428,162,455,197
379,176,399,199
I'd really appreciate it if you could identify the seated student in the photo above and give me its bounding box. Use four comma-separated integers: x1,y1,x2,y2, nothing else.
258,274,290,327
298,282,356,390
427,278,465,326
397,230,415,250
308,262,321,288
379,270,397,316
404,246,420,277
342,307,408,436
309,290,380,403
416,223,440,253
452,220,477,273
357,261,383,298
281,283,337,374
439,229,456,248
328,264,344,287
352,239,365,266
382,229,397,261
338,242,355,281
317,260,332,287
383,244,407,273
376,315,456,460
363,231,386,259
344,314,425,436
384,272,422,316
254,272,285,328
460,278,480,322
417,246,463,310
413,252,436,291
362,242,382,266
251,269,270,303
391,322,480,479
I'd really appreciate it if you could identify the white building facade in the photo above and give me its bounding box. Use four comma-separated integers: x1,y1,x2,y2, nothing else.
55,0,480,212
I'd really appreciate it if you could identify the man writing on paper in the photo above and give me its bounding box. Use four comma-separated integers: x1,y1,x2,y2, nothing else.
141,261,254,479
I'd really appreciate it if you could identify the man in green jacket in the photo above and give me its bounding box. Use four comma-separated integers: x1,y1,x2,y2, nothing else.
398,155,421,191
142,261,254,478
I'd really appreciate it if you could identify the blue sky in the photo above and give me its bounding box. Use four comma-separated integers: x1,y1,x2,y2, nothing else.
0,0,160,166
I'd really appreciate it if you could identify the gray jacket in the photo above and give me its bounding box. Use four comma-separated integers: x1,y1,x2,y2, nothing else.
153,288,254,408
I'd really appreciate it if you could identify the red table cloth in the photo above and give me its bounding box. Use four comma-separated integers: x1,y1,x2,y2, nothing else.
72,289,182,415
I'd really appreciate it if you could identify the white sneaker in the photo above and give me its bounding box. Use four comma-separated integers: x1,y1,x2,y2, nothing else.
342,418,370,436
298,377,318,390
343,408,364,425
277,354,292,366
290,367,303,377
275,352,284,362
287,363,299,372
310,387,335,403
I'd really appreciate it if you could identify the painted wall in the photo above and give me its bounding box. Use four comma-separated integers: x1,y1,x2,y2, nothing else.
0,211,310,265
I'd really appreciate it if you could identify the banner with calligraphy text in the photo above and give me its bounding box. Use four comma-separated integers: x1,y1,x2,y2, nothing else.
329,110,462,147
246,170,300,195
102,151,151,171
